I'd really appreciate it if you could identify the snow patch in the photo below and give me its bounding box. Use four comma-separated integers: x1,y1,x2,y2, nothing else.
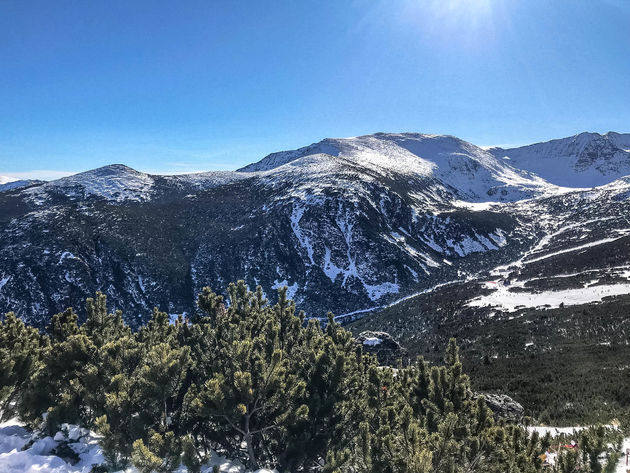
272,280,299,300
58,252,78,265
363,282,400,302
290,204,315,265
0,276,9,291
469,282,630,312
446,236,488,257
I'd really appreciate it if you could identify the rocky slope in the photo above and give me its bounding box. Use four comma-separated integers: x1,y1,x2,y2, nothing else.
1,132,630,329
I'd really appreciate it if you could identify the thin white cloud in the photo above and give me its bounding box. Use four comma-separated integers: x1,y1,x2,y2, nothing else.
1,170,77,181
0,176,18,184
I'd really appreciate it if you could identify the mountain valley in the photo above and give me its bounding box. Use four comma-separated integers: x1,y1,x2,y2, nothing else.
5,131,630,425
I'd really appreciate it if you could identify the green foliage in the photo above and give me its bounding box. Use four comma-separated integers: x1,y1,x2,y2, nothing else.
0,312,45,422
350,282,630,426
5,285,626,472
131,430,182,473
551,426,623,473
181,435,202,473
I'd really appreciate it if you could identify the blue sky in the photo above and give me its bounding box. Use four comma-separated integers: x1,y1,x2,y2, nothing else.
1,0,629,179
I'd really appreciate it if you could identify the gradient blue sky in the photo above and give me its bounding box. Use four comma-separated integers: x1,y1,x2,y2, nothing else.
1,0,629,179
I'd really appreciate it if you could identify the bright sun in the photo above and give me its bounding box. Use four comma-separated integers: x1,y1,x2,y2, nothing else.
398,0,500,48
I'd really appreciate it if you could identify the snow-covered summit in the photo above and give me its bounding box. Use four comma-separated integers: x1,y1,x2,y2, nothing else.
491,132,630,187
19,165,253,202
240,132,557,202
12,131,630,204
1,180,42,192
0,176,44,192
240,133,486,173
33,164,155,202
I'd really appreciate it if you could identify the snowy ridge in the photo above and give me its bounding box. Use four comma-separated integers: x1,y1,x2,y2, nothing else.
242,133,562,203
4,130,630,325
0,176,44,192
22,166,250,202
13,131,630,204
491,132,630,187
30,164,155,202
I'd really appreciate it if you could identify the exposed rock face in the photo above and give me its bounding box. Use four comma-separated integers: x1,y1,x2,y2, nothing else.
356,331,408,365
475,392,525,423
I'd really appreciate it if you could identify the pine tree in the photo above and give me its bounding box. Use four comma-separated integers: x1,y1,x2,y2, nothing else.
93,333,144,469
47,307,79,341
188,282,308,470
4,287,598,473
136,341,191,431
0,312,44,422
131,431,182,473
20,305,96,430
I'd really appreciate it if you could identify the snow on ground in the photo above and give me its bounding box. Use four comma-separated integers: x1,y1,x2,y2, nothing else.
468,281,630,312
0,418,103,473
272,280,299,301
3,416,626,473
0,276,9,291
527,425,589,437
363,281,400,302
489,217,621,278
526,425,630,473
0,419,277,473
616,437,630,473
524,233,630,264
335,279,468,322
289,204,315,265
39,165,156,202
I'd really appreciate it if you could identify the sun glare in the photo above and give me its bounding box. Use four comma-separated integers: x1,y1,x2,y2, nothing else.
399,0,500,49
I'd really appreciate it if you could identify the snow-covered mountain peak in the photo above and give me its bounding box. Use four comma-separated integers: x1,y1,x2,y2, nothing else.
0,175,45,192
492,132,630,187
237,139,343,173
9,131,630,205
238,133,470,173
241,132,556,202
5,130,630,327
37,164,155,202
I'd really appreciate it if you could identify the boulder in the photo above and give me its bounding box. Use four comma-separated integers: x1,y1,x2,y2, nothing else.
474,392,525,423
355,331,408,366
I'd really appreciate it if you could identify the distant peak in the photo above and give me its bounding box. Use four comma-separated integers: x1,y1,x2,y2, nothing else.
42,163,154,202
89,164,141,174
0,178,44,192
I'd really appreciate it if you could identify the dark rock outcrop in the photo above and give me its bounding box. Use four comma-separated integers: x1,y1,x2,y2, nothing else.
474,392,525,423
356,331,408,366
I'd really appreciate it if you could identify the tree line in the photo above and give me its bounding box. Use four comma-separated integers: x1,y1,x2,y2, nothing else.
0,281,623,472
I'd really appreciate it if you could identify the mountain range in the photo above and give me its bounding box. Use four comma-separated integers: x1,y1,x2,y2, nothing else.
2,131,630,332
